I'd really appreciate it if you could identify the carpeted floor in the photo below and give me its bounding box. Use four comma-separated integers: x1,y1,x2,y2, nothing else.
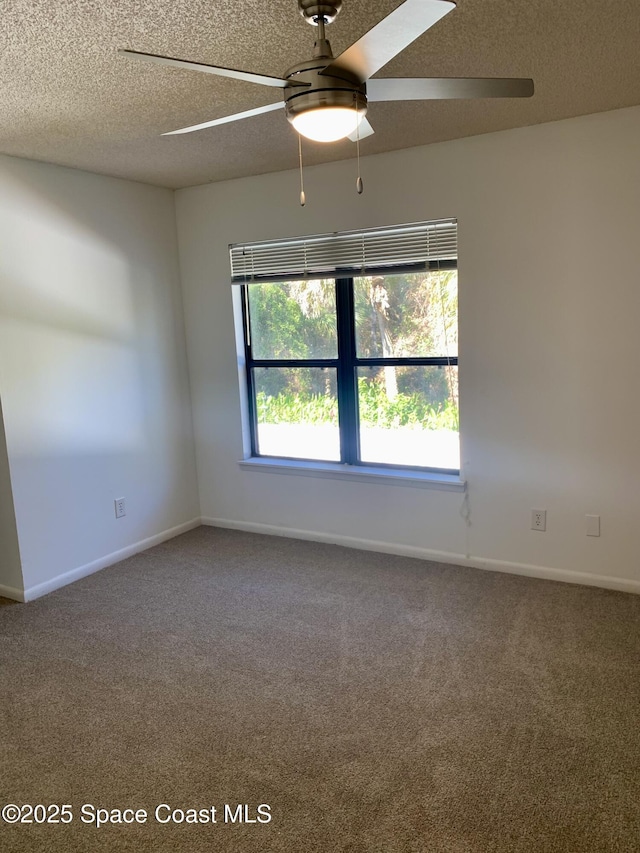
1,526,639,852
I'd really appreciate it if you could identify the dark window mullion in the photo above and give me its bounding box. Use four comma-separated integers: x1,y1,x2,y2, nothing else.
241,285,260,457
335,278,359,465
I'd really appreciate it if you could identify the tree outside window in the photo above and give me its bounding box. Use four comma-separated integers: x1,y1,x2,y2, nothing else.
243,266,458,472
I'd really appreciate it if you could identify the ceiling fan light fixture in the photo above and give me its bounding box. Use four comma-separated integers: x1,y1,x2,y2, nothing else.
291,105,363,143
121,0,535,171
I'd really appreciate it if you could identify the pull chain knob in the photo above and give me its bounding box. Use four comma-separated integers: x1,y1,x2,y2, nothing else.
355,99,364,196
298,134,306,206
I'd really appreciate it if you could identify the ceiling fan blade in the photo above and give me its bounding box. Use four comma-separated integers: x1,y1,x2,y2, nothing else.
321,0,455,83
367,77,534,101
348,117,375,142
118,49,307,89
162,101,284,136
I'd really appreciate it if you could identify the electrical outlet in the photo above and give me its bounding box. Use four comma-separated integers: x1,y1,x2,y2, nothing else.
531,509,546,531
114,497,126,519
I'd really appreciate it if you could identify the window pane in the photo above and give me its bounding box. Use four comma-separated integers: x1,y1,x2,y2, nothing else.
358,365,459,470
248,280,337,360
354,271,458,359
254,367,340,461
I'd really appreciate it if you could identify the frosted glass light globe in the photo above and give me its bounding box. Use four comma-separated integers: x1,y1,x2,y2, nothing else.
292,107,362,143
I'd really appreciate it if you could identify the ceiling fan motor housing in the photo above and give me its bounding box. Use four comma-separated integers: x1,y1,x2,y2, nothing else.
284,59,367,128
298,0,343,25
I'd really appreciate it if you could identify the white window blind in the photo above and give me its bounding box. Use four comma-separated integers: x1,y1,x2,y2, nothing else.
230,219,457,282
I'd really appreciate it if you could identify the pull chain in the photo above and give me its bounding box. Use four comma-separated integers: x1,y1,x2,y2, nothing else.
298,134,306,206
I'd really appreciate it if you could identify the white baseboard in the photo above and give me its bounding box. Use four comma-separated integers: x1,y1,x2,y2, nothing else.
0,583,25,603
202,516,640,596
22,518,202,602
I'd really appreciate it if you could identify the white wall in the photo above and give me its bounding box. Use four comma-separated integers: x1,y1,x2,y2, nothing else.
0,155,200,599
175,105,640,593
0,398,23,596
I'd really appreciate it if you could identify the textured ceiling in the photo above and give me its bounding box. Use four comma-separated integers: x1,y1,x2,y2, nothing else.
1,0,639,189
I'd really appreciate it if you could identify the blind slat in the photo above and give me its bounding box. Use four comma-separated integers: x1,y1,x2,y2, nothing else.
230,219,457,282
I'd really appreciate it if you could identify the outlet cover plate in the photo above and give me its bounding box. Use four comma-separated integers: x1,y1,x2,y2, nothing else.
531,509,546,531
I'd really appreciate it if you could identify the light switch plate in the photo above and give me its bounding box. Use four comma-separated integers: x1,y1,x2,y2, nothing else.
586,514,600,537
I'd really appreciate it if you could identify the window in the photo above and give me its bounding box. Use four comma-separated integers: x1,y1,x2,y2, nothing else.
232,221,458,474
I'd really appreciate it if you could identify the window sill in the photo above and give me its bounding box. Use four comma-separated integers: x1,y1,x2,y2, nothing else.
238,457,465,491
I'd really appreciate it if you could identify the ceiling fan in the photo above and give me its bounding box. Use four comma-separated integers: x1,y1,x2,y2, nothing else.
119,0,534,145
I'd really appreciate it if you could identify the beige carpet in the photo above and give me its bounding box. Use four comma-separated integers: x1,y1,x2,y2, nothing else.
1,526,639,852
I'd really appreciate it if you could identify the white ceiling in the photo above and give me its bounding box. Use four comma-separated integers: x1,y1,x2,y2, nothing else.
1,0,639,189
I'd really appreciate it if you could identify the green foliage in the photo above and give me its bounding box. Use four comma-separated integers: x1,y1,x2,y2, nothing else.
249,281,337,362
257,378,459,432
256,391,338,426
357,377,459,431
254,366,336,402
354,270,458,359
249,271,458,365
250,272,460,433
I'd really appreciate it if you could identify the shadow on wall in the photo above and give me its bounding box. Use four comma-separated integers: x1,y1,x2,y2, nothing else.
0,157,197,588
0,163,170,456
0,396,23,592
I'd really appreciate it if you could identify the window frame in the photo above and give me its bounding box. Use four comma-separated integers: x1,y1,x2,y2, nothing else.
241,259,459,475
